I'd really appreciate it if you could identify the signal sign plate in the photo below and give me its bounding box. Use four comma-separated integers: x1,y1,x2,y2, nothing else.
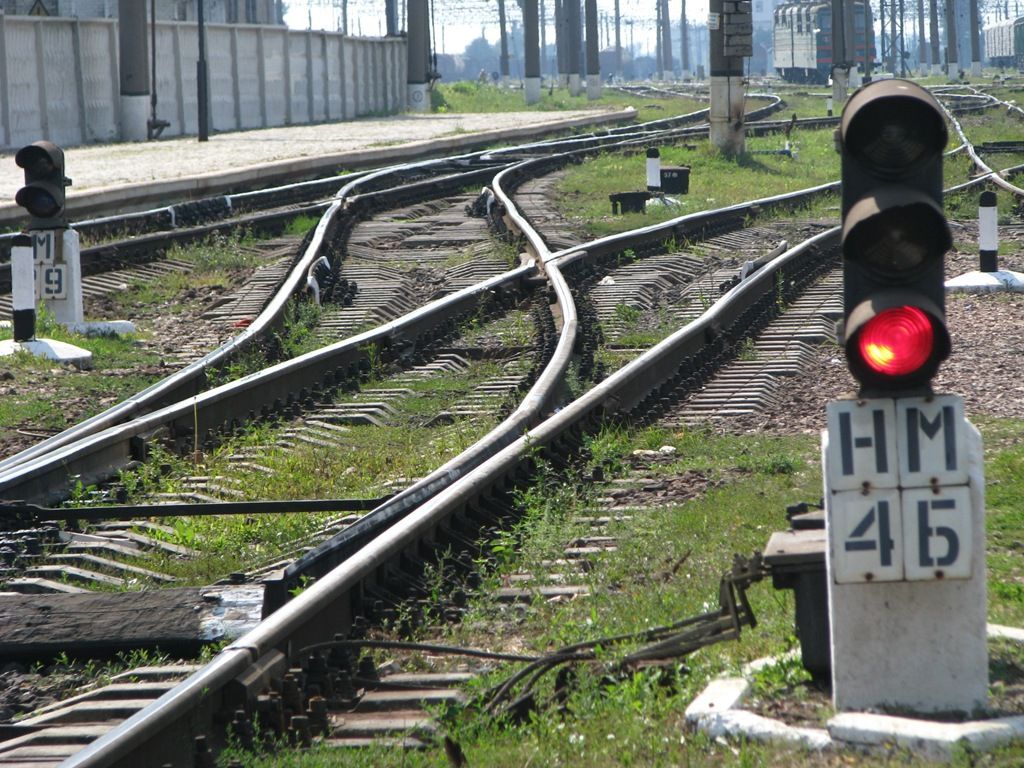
38,264,67,299
901,486,972,581
826,394,975,584
831,487,973,583
31,230,55,264
825,398,898,491
896,396,968,487
831,488,904,583
826,394,966,491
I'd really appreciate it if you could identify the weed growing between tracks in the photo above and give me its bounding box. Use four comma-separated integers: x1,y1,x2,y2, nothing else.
0,231,293,459
222,417,1024,767
88,357,519,585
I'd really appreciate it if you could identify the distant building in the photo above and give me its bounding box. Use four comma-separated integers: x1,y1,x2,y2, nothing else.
0,0,282,24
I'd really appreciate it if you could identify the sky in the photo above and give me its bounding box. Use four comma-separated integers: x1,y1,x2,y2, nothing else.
282,0,711,58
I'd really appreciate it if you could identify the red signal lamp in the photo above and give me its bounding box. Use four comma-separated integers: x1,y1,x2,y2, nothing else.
858,306,934,376
845,299,949,391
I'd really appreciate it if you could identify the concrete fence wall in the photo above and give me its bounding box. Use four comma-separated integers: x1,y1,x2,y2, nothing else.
0,14,407,151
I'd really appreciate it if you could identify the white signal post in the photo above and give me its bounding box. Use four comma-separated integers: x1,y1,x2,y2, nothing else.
824,394,988,714
32,228,83,326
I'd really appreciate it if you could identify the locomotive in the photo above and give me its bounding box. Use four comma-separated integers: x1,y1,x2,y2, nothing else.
984,17,1024,70
773,0,874,83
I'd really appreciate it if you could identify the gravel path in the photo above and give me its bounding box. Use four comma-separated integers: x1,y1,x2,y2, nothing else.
728,221,1024,436
0,110,623,200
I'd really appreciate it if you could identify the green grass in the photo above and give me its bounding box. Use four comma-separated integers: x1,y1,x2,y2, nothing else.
431,82,707,124
767,88,839,120
82,354,524,584
978,417,1024,628
222,415,1024,767
0,308,162,437
554,128,842,239
955,107,1024,148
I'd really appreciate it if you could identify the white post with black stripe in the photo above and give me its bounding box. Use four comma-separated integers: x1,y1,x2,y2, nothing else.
979,190,998,273
646,147,661,192
11,235,35,342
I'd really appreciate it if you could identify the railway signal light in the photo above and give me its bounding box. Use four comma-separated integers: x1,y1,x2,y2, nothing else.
15,141,70,229
839,80,951,393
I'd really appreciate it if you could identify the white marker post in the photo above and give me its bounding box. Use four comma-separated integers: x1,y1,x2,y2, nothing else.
1,230,93,368
824,394,987,714
10,237,35,342
979,190,998,273
646,147,661,192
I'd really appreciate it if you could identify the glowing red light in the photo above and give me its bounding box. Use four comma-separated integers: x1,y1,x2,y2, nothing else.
857,306,935,376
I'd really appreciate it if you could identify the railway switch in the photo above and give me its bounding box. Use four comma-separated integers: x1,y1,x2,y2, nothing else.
14,141,71,230
838,80,950,394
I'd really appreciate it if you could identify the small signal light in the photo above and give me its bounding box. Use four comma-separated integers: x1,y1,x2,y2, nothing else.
14,141,70,228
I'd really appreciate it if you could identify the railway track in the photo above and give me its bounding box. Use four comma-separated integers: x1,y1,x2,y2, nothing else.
0,176,845,768
3,87,1018,766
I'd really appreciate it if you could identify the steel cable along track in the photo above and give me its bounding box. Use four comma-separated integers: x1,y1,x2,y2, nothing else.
51,167,844,767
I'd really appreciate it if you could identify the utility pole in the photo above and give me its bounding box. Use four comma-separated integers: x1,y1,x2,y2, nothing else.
556,0,567,85
525,0,541,103
498,0,510,86
540,0,547,79
889,0,898,74
407,0,430,111
118,0,149,141
898,0,907,77
567,0,582,95
660,0,674,79
385,0,397,36
197,0,209,141
585,0,601,97
656,0,664,77
614,0,622,79
831,0,848,104
946,0,960,79
680,0,690,79
969,0,982,75
918,0,927,71
842,0,857,84
709,0,749,154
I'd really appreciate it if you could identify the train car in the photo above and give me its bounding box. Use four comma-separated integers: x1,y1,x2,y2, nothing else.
985,19,1016,68
1016,17,1024,69
984,17,1024,70
773,0,873,83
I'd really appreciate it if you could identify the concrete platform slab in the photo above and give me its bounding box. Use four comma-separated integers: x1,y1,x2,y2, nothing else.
0,339,92,369
946,270,1024,293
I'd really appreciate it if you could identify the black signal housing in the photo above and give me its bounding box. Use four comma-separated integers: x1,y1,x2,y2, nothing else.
839,80,951,395
15,141,71,229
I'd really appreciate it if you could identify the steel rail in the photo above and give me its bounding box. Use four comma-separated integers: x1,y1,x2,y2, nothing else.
0,158,512,479
59,206,839,768
0,99,790,485
260,147,587,608
54,96,999,768
940,97,1024,200
0,259,536,504
258,125,844,603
